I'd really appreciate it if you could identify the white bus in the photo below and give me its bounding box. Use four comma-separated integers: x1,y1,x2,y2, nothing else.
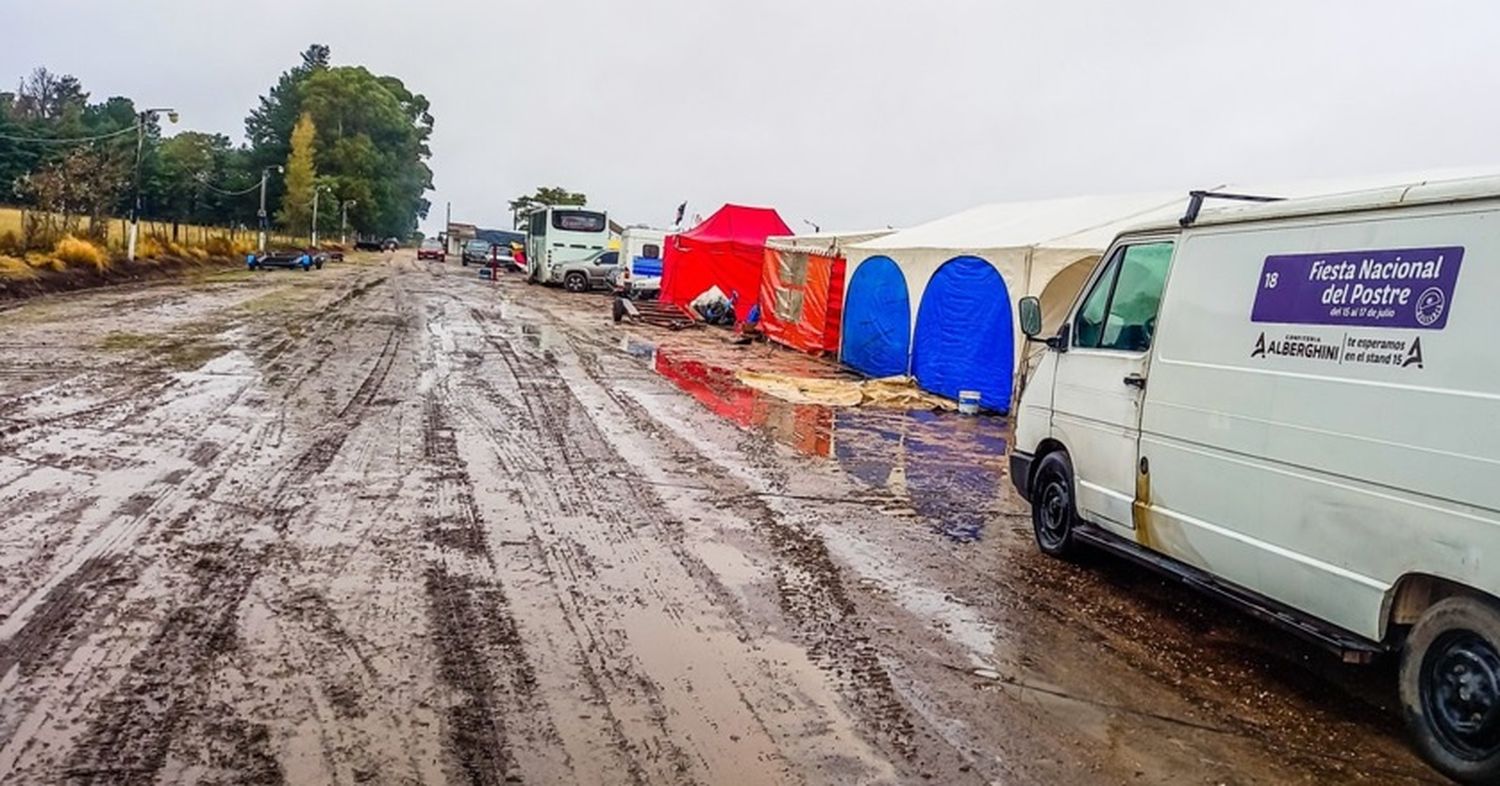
525,206,610,285
1010,177,1500,783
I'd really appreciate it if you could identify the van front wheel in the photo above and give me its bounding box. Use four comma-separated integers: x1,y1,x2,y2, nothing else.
1031,452,1079,559
1402,595,1500,784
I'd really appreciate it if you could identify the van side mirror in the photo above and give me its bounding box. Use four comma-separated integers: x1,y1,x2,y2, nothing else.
1018,296,1043,338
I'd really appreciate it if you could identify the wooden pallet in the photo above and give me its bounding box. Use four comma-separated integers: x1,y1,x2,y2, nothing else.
614,297,699,330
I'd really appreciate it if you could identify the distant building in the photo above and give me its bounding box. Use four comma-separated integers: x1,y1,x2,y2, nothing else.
446,222,477,256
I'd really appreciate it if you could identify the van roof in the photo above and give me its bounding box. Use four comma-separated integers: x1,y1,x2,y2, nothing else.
1129,172,1500,234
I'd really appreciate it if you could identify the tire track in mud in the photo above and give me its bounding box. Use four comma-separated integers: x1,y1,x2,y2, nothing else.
24,272,408,784
562,335,919,759
417,336,561,784
447,305,716,783
63,539,279,786
456,300,911,781
0,432,241,696
0,270,398,690
0,555,124,681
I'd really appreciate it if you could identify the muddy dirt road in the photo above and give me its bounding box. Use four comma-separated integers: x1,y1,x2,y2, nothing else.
0,256,1444,784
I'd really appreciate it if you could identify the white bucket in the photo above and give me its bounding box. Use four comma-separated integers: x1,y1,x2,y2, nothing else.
957,390,981,415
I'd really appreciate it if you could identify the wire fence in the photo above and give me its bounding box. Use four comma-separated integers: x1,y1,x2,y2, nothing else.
0,203,311,254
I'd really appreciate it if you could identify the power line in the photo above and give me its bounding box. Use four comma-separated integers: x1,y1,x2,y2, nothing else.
194,177,263,197
0,123,139,145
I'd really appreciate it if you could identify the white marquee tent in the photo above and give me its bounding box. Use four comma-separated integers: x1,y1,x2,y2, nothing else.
838,169,1499,411
838,192,1197,410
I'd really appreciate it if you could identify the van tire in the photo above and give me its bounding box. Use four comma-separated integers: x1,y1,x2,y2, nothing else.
1401,595,1500,784
564,272,589,293
1030,452,1079,559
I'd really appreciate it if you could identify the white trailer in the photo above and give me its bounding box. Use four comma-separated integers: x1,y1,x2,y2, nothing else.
611,226,668,298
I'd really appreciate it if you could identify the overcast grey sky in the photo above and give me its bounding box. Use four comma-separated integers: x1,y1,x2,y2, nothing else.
5,1,1499,234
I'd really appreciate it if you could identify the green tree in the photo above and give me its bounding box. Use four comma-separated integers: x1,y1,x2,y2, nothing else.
297,64,433,238
245,44,329,218
241,48,433,240
155,131,253,231
0,69,113,202
508,187,587,227
277,113,317,235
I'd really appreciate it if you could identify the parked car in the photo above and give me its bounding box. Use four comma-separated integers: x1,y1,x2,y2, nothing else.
247,249,322,271
417,238,446,261
554,249,618,292
461,239,493,266
1009,179,1500,784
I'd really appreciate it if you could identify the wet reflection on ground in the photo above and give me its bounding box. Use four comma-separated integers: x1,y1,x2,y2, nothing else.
644,342,1012,543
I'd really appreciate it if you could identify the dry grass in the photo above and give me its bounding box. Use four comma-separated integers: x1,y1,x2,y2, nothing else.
54,236,110,272
0,255,37,281
0,206,292,256
135,235,164,260
26,253,63,272
0,207,20,238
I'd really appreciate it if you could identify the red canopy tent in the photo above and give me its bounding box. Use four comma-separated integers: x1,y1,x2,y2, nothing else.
660,204,792,322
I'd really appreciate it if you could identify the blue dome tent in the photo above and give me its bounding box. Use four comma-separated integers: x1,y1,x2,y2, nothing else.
839,256,911,377
911,256,1014,410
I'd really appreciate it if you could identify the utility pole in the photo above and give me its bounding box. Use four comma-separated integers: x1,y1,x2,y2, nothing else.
445,201,452,254
340,200,357,247
311,185,332,248
127,107,177,261
257,165,281,254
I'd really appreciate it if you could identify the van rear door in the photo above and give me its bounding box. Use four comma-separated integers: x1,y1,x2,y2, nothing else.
1051,240,1174,531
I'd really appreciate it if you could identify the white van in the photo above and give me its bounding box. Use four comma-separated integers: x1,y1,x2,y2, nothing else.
1009,178,1500,783
611,226,667,298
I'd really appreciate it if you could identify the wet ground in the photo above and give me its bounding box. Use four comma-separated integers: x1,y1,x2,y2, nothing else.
0,254,1445,784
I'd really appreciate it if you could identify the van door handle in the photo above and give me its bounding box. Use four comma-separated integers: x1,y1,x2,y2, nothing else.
1123,373,1147,389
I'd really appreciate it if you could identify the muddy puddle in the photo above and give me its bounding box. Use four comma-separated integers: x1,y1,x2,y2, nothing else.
627,340,1013,544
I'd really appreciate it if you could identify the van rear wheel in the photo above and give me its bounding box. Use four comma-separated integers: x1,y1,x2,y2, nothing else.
1030,452,1079,559
1401,595,1500,784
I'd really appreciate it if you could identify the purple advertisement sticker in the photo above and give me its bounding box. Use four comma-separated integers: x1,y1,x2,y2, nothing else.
1250,246,1463,330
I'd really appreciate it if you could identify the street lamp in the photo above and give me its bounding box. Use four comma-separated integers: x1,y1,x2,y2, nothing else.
257,165,282,254
339,199,358,247
311,184,334,248
127,107,178,262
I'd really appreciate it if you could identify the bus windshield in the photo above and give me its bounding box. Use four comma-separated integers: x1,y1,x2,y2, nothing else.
552,210,606,233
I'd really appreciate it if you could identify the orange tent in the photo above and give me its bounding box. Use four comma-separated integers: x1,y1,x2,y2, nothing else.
758,231,892,355
759,246,845,355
